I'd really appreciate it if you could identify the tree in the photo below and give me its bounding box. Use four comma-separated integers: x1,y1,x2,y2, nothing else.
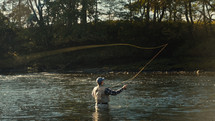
145,0,150,22
81,0,87,24
158,0,167,22
27,0,46,27
9,1,31,27
188,0,194,24
80,0,97,24
95,0,98,23
47,0,81,26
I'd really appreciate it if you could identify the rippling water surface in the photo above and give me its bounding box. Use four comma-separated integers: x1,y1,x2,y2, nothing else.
0,72,215,120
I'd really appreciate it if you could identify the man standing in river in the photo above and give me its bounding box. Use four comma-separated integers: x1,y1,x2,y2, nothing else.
92,77,127,109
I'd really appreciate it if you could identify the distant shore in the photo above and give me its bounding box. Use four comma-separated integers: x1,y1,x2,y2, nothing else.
1,57,215,75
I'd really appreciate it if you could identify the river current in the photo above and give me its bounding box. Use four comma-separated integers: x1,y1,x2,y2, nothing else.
0,72,215,120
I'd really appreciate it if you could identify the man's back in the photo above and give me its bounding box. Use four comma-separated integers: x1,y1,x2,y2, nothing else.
92,85,109,104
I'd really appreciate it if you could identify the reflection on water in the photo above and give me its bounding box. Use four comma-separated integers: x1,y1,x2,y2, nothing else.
92,105,110,121
0,72,215,120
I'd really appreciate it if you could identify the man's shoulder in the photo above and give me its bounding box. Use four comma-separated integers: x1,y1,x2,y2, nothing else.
93,86,98,90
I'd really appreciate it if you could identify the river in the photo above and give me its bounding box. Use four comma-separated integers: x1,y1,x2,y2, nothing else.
0,72,215,120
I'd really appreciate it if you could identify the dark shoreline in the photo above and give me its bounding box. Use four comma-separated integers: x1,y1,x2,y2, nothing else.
1,56,215,75
1,66,214,76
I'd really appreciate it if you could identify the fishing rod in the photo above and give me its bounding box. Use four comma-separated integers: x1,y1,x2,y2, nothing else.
111,44,168,88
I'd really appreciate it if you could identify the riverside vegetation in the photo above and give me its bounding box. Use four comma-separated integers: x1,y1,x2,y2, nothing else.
0,0,215,73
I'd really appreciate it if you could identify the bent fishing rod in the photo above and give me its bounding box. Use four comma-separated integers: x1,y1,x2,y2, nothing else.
111,43,168,88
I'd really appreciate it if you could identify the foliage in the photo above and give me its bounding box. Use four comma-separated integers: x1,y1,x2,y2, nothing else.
0,12,15,58
0,0,215,72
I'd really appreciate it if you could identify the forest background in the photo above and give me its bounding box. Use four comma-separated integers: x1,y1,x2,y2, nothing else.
0,0,215,73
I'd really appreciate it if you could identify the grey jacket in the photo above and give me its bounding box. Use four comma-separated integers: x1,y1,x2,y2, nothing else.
92,85,124,104
92,85,109,104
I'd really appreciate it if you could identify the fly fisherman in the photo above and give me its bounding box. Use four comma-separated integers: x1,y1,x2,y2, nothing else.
92,77,127,109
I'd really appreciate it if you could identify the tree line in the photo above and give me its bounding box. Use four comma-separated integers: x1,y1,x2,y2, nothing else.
0,0,214,27
0,0,215,71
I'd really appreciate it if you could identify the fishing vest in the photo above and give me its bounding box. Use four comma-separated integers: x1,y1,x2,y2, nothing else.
92,85,109,104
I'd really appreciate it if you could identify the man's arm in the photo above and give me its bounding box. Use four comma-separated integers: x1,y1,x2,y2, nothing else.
105,88,123,95
105,85,127,95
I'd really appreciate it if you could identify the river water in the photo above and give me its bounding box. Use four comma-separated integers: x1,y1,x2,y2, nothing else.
0,72,215,121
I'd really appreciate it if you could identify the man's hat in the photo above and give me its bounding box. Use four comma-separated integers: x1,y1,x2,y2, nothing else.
96,77,105,85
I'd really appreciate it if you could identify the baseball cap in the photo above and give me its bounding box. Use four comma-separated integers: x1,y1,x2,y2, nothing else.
96,77,105,85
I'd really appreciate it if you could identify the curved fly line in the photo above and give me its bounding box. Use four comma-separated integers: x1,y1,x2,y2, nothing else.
108,43,168,88
16,43,168,82
18,43,167,63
